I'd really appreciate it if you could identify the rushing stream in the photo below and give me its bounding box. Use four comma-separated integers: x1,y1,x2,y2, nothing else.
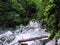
0,20,50,45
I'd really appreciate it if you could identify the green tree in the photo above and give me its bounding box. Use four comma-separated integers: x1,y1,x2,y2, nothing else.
0,0,37,28
32,0,60,39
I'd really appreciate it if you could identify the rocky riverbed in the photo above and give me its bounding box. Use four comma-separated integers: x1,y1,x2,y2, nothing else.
0,20,60,45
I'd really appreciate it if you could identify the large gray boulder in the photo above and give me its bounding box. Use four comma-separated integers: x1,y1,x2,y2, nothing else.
0,31,15,44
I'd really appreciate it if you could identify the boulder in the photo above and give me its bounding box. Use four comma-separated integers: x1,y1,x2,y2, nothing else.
0,31,15,44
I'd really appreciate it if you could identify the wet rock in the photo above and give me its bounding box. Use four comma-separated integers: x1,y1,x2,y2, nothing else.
57,38,60,45
6,35,15,43
45,38,56,45
0,31,15,44
0,40,3,44
0,20,50,45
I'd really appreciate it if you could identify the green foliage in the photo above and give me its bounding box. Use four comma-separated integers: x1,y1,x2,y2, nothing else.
32,0,60,39
49,29,55,40
0,0,60,39
56,31,60,39
0,0,37,28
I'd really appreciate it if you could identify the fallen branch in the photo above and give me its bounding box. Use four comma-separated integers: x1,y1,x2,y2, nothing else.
19,35,48,42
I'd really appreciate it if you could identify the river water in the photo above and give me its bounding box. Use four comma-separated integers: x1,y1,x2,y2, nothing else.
0,20,50,45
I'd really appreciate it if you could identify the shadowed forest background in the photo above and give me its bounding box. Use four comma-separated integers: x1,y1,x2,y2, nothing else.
0,0,60,40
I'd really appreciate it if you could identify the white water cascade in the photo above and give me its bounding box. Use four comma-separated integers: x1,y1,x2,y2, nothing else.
0,20,50,45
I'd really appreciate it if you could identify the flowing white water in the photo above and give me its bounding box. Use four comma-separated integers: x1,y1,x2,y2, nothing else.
0,20,49,45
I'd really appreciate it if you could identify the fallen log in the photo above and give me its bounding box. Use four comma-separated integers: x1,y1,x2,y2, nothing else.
18,35,48,42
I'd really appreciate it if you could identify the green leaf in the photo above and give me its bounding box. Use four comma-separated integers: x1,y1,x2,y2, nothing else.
45,5,54,11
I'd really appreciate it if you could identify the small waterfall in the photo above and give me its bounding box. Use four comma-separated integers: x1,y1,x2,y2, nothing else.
0,20,49,45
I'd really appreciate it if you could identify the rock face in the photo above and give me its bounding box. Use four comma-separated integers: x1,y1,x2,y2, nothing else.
0,31,15,45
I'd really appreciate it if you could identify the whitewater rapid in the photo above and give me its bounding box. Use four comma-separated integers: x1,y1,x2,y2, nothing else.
0,20,50,45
